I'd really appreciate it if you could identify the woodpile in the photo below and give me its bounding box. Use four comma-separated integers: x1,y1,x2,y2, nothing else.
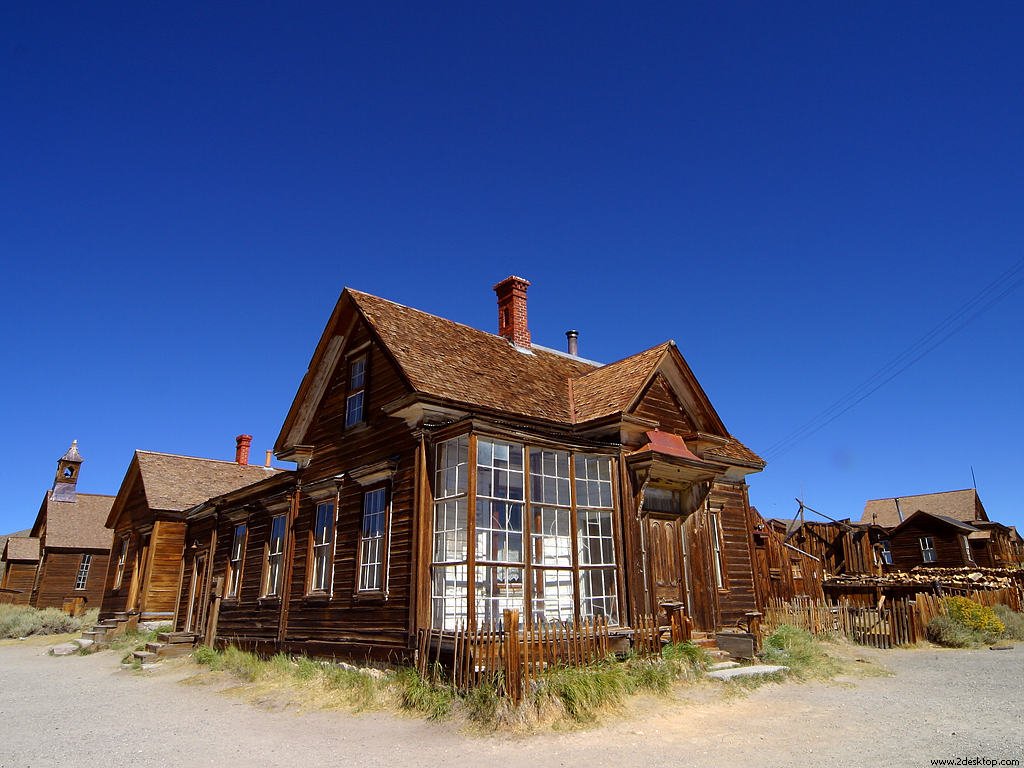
826,566,1023,591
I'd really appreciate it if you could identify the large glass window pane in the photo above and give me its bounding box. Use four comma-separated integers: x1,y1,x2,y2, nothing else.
432,498,467,563
431,565,468,631
475,565,524,627
579,568,618,624
531,568,575,624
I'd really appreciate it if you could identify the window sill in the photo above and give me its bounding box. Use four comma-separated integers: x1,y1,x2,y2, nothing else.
257,596,282,605
222,597,240,606
303,593,331,605
344,422,370,434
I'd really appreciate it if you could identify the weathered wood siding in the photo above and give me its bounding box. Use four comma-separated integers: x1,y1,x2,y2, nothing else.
889,519,971,570
632,374,695,434
175,518,217,634
711,481,758,627
139,520,186,620
33,550,110,609
1,563,38,604
749,507,825,605
788,522,877,576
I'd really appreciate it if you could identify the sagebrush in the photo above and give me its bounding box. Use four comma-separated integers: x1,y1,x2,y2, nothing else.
0,605,98,639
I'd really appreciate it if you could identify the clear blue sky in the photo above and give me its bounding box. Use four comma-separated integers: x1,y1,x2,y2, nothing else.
2,3,1021,535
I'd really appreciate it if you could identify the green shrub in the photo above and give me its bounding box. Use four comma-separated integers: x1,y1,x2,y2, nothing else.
992,605,1024,641
0,605,96,639
943,597,1004,641
192,645,220,668
926,615,977,648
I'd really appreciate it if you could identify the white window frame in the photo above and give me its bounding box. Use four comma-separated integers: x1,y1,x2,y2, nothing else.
920,536,937,563
263,514,287,597
880,540,893,566
74,554,92,591
358,487,389,592
113,536,129,589
227,523,247,598
310,502,335,593
709,509,726,589
345,355,367,428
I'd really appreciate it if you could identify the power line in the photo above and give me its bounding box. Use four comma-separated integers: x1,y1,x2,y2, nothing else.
763,257,1024,461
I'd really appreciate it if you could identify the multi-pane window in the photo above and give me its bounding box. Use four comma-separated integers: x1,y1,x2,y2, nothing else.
359,487,388,592
920,536,937,563
310,502,335,592
113,537,129,588
576,454,618,623
430,436,620,630
345,356,367,428
74,554,92,590
529,449,574,623
475,439,525,627
880,540,893,566
227,523,247,598
431,436,469,629
264,514,286,597
709,510,725,588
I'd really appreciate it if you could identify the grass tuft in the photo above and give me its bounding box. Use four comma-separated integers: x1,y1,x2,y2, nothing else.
760,624,842,680
992,605,1024,641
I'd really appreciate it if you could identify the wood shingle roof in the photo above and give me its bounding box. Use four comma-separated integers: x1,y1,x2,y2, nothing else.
135,451,282,512
860,489,986,528
3,536,40,562
34,492,115,551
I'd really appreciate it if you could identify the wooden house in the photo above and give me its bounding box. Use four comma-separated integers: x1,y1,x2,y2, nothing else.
98,438,279,623
773,519,888,576
0,536,40,605
883,510,980,570
175,277,820,660
27,442,115,610
861,489,1023,569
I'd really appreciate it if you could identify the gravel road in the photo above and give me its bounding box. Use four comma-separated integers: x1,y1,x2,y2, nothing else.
0,638,1021,768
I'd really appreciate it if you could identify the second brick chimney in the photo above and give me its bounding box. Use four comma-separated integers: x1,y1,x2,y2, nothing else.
235,434,252,465
494,275,531,348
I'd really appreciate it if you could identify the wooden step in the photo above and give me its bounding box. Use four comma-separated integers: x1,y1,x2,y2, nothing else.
157,644,195,659
157,632,197,645
132,650,157,664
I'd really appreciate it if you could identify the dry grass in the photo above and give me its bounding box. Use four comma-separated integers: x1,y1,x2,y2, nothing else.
188,641,712,731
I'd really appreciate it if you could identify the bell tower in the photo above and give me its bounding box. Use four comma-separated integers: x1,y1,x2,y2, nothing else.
52,439,83,502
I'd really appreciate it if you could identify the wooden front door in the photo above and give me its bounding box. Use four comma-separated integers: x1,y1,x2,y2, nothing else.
647,516,691,612
185,550,210,635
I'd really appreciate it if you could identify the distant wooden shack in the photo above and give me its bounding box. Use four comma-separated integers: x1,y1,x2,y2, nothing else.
0,536,40,605
24,442,115,611
99,440,279,623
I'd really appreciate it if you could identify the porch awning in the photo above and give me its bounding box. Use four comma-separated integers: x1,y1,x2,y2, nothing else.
626,430,727,485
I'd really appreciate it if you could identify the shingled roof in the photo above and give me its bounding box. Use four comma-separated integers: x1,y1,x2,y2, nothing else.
135,451,281,512
3,536,40,561
350,290,596,423
860,489,986,528
280,287,764,469
33,492,115,551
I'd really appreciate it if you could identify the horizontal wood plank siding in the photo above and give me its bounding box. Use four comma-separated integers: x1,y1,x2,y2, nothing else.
33,550,110,610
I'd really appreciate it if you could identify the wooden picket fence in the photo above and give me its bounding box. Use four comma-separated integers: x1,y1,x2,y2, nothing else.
762,586,1023,650
416,609,678,704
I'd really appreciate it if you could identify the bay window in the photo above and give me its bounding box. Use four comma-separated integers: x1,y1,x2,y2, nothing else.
430,434,619,630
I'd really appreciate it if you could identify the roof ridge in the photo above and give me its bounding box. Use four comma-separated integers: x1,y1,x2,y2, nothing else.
136,449,278,469
865,488,975,502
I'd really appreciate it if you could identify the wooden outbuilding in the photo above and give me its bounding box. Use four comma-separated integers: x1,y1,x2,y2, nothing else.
176,277,820,659
99,441,279,623
0,536,40,605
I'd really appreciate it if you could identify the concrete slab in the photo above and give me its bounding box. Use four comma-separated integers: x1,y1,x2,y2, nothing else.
49,643,80,657
707,664,788,681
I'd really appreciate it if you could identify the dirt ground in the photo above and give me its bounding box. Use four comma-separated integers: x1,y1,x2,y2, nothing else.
0,637,1021,768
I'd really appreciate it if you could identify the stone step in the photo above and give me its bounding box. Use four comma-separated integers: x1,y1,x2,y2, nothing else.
707,664,789,681
157,632,197,645
72,638,94,650
49,642,80,657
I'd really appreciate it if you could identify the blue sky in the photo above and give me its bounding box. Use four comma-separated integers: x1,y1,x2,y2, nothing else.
2,2,1021,534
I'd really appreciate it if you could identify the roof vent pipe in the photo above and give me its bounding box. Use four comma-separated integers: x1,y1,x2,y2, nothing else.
566,329,579,356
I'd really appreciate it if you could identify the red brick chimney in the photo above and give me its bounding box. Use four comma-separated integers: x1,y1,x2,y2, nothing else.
235,434,252,465
493,275,531,348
